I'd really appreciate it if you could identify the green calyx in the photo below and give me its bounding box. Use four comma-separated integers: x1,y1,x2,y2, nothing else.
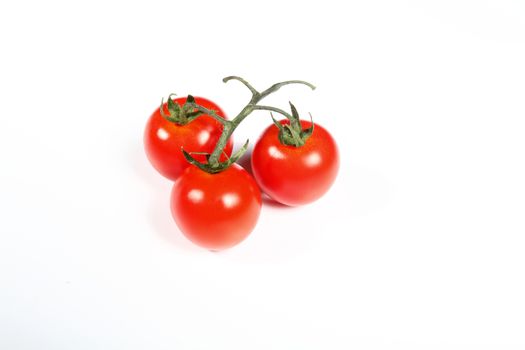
159,94,203,125
181,139,249,174
271,102,314,147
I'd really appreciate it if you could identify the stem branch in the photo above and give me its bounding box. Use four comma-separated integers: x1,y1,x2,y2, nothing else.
192,104,230,126
207,105,253,164
251,105,293,119
189,77,315,168
223,76,260,98
259,80,315,100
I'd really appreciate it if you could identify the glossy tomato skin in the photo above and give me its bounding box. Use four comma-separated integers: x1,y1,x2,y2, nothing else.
144,96,233,181
251,120,339,206
171,164,262,250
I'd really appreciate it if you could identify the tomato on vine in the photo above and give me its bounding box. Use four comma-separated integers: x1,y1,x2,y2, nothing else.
146,76,335,250
251,103,339,206
171,164,261,250
143,95,233,180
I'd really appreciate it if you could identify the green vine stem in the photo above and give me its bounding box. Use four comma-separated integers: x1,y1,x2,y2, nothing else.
184,76,315,172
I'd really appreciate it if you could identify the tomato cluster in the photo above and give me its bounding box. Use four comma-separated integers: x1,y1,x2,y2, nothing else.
144,77,339,250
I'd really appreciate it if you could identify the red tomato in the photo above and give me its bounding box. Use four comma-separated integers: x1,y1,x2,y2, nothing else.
251,120,339,206
171,164,262,250
144,96,233,181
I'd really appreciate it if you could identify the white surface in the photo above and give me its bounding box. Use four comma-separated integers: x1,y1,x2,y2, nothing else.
1,1,525,349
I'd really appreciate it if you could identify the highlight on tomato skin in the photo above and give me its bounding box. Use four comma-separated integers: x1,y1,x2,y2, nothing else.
251,119,339,206
170,164,262,251
143,96,233,181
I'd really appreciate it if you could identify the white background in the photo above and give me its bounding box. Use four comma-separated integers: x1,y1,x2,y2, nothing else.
1,0,524,349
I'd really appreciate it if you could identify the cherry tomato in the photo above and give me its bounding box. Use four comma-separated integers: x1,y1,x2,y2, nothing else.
171,164,262,250
251,119,339,206
144,96,233,181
